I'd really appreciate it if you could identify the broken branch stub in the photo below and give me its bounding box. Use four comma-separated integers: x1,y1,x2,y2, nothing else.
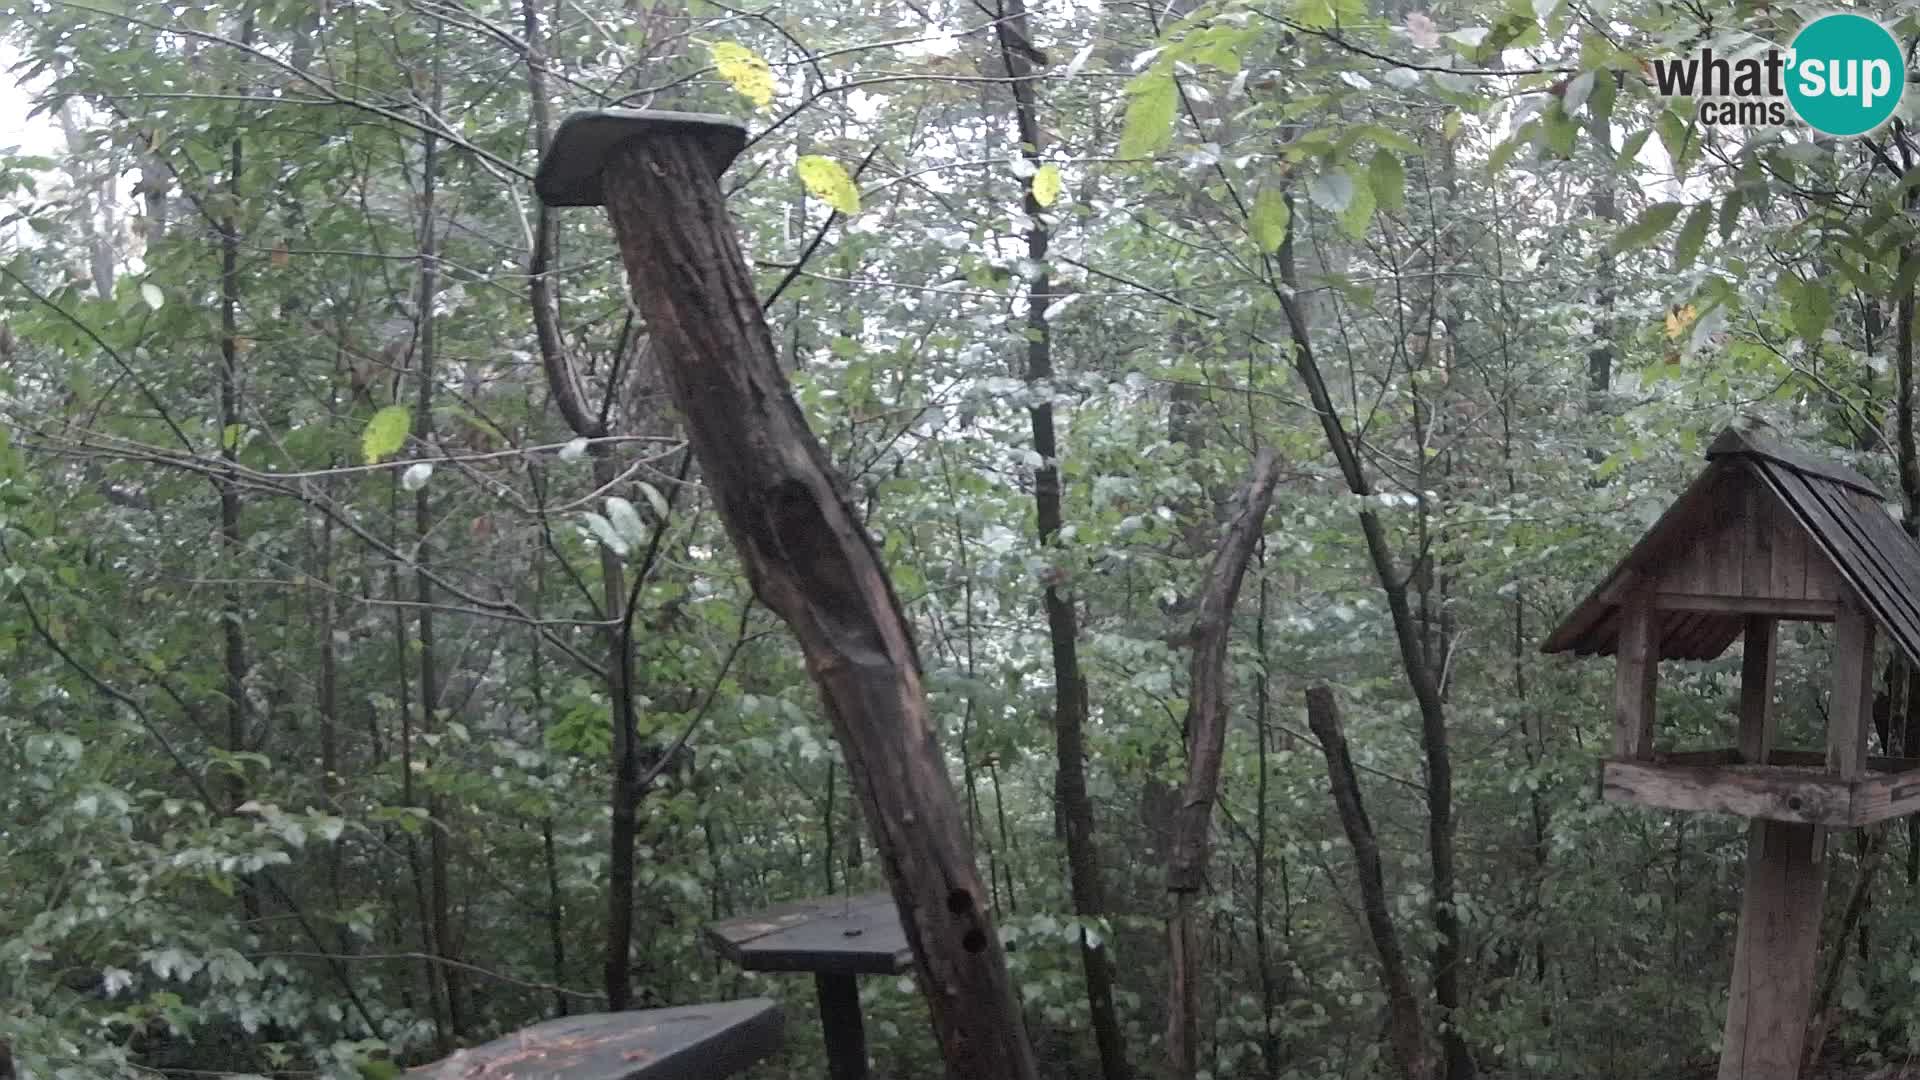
537,111,1038,1080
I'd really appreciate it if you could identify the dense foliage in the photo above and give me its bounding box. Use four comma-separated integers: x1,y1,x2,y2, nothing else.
8,0,1920,1076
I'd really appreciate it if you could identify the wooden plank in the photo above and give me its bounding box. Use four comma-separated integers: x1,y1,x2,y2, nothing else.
1718,820,1826,1080
706,893,912,976
1829,593,1876,779
1765,471,1901,624
1829,485,1920,667
1793,476,1920,655
1613,589,1659,759
1651,748,1743,766
1845,771,1920,825
1743,481,1775,597
1600,759,1854,825
1653,594,1837,619
1708,426,1884,497
1713,480,1746,596
1739,617,1778,765
1766,749,1920,773
1771,501,1809,600
408,999,785,1080
1813,485,1920,639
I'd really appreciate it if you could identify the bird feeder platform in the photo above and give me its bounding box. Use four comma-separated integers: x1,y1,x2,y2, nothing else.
1601,748,1920,827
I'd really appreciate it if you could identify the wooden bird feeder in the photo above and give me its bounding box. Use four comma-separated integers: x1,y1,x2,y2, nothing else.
1544,426,1920,1079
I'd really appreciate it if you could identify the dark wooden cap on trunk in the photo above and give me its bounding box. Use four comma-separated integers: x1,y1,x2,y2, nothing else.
405,998,783,1080
535,110,748,207
1541,426,1920,665
707,892,913,976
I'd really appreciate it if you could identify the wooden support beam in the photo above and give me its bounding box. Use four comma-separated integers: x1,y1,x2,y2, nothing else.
1739,616,1778,765
1614,589,1658,759
816,973,869,1080
1830,593,1876,779
1718,820,1825,1080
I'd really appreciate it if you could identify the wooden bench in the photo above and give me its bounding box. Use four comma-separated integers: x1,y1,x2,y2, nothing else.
407,998,783,1080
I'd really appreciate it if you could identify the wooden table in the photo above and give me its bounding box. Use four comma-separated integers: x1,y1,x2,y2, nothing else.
707,893,911,1080
407,998,783,1080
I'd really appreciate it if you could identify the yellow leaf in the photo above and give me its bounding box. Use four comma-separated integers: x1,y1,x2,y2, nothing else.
709,41,776,108
1664,303,1696,340
796,155,861,215
1031,163,1061,207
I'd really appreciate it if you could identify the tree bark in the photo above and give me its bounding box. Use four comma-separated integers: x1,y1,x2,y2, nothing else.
1307,686,1432,1080
592,132,1038,1080
989,4,1129,1076
1166,448,1280,1079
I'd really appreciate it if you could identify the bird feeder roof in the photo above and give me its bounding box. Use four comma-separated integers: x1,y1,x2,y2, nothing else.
1542,427,1920,666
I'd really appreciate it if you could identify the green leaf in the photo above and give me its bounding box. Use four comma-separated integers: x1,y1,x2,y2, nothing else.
1789,278,1833,346
582,512,630,557
1542,105,1578,159
1368,150,1406,213
1656,109,1692,177
1119,73,1178,159
1615,128,1651,172
1608,201,1683,255
1673,202,1711,271
360,405,411,465
1291,0,1337,30
221,423,245,450
1031,163,1061,207
1339,176,1376,240
1250,187,1291,253
1307,168,1355,213
605,497,648,547
140,282,164,310
637,481,671,522
796,156,860,215
709,42,776,107
1718,187,1745,242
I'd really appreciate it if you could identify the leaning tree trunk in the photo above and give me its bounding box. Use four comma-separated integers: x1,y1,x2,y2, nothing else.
1166,448,1280,1079
1307,686,1432,1080
578,129,1038,1080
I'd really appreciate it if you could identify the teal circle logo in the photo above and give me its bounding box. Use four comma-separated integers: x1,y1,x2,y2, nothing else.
1785,13,1906,137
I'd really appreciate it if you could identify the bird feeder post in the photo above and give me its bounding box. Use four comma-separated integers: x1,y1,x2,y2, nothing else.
535,112,1037,1080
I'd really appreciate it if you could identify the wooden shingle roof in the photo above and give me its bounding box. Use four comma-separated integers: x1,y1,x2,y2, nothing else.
1542,427,1920,665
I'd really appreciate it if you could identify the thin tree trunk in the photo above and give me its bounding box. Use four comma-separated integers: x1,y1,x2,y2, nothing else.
408,41,465,1038
217,85,258,925
591,130,1039,1080
528,552,569,1018
1252,564,1282,1080
989,6,1129,1077
519,0,648,1009
1306,686,1432,1080
1166,450,1280,1079
1272,258,1473,1080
